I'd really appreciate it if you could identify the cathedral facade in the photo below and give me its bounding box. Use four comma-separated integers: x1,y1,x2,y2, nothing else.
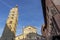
15,26,45,40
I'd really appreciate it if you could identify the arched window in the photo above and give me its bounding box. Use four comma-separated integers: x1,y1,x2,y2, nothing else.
12,14,14,16
11,17,14,19
10,21,12,24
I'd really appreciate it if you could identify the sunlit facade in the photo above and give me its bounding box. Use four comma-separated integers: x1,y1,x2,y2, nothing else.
1,5,18,40
15,26,43,40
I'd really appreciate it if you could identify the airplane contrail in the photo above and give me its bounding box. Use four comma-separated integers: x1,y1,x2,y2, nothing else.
0,0,12,8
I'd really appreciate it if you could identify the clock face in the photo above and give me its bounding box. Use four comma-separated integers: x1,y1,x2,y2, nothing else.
53,0,60,5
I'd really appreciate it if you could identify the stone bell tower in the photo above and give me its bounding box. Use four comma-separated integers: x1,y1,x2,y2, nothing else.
1,5,18,40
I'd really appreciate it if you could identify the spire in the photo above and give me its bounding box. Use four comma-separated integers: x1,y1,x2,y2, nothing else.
15,4,18,8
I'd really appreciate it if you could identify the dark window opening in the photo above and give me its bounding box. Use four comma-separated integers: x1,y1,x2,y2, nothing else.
43,28,45,31
29,28,31,29
52,35,60,40
11,17,14,19
12,14,14,16
10,21,12,24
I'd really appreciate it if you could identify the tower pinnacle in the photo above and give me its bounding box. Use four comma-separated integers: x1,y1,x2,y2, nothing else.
1,6,18,40
15,5,18,8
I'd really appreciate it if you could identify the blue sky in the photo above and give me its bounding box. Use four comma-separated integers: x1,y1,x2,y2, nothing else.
0,0,44,37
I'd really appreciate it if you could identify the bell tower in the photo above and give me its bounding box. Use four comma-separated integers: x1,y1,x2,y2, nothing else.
1,5,18,40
